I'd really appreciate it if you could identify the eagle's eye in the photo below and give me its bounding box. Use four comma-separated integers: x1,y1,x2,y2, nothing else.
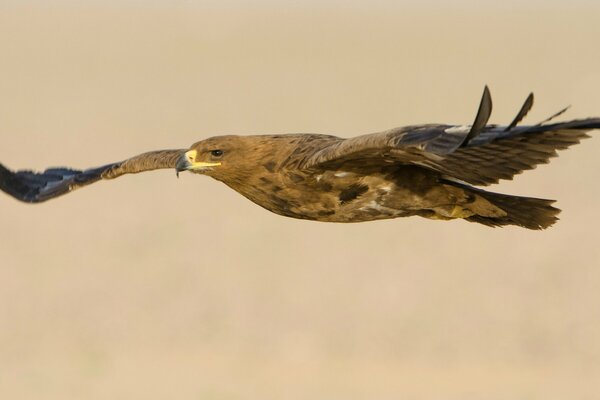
210,149,224,157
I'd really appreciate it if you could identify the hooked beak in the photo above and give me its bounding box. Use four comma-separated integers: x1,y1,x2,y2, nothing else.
176,150,221,177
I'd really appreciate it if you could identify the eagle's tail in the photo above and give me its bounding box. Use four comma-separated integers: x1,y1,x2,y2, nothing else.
465,189,560,230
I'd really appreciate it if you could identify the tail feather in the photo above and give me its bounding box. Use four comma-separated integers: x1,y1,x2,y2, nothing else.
466,189,560,230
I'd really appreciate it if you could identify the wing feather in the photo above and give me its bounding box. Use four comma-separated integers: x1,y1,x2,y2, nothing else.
300,87,600,186
0,149,184,203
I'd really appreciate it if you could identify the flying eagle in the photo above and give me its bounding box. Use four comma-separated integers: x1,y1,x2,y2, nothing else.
1,87,598,229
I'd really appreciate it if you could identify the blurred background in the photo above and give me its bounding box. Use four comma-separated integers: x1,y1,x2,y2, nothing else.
1,1,599,399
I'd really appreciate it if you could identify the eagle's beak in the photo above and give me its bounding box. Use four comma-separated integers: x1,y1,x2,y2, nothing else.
176,150,221,176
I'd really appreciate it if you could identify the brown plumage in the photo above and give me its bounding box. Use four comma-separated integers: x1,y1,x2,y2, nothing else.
1,87,599,229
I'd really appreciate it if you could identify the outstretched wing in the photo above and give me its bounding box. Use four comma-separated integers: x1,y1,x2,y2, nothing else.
0,149,184,203
300,87,600,186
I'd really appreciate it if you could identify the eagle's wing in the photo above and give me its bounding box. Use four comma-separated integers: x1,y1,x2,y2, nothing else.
0,149,184,203
300,87,600,186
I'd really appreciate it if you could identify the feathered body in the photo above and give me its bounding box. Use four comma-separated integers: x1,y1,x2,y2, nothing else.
186,132,565,229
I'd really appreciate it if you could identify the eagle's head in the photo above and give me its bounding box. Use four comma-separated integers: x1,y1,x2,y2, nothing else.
175,135,289,184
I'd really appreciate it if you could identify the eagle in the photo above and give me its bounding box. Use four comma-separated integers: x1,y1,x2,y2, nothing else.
1,87,598,229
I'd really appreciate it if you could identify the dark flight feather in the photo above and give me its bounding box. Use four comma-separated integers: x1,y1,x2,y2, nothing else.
462,85,493,145
0,150,183,203
505,92,534,131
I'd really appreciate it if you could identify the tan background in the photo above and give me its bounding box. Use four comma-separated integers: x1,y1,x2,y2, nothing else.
1,2,600,399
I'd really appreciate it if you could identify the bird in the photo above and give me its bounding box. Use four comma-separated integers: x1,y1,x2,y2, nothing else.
1,87,598,229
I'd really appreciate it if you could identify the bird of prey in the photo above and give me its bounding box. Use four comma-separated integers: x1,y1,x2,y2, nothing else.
1,87,598,229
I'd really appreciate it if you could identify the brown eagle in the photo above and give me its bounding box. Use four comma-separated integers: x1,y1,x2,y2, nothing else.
1,87,598,229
